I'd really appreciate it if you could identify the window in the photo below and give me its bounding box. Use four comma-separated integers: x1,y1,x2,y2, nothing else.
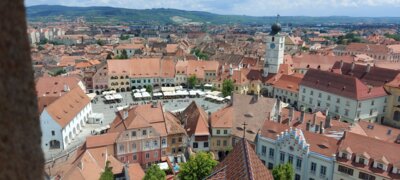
288,155,293,164
261,146,267,156
204,142,209,148
295,174,301,180
358,102,362,108
345,109,349,116
358,172,376,180
377,163,384,169
132,143,136,150
346,101,350,106
142,130,147,136
370,109,374,116
280,152,285,162
131,131,136,137
269,148,274,159
327,95,331,101
217,140,221,146
224,130,228,134
335,106,339,113
326,103,330,107
357,111,361,118
338,165,354,175
268,163,274,169
296,158,302,170
397,96,400,102
320,165,327,177
145,153,150,159
178,137,182,142
310,162,316,174
301,95,305,101
309,98,313,104
337,98,340,103
359,158,365,165
154,151,158,158
162,139,166,145
303,88,306,93
145,141,150,148
172,148,176,153
223,140,227,146
217,130,220,134
133,154,137,160
317,101,321,106
371,100,375,106
172,138,176,144
119,144,124,152
318,93,321,98
310,90,313,95
51,131,55,136
153,140,158,146
193,142,198,148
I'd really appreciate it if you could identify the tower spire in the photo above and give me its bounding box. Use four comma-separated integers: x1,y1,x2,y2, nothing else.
276,14,280,23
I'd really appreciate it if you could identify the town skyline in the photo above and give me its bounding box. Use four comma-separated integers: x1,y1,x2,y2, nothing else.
25,0,400,17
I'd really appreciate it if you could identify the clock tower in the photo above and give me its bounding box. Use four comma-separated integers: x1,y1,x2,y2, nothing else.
263,15,285,77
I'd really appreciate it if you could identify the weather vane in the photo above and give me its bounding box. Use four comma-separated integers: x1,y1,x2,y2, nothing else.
276,14,280,23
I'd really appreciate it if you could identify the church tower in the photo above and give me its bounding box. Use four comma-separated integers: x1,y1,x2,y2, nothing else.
263,15,285,77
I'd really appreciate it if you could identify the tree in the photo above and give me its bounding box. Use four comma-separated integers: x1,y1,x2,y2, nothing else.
272,163,294,180
222,79,234,97
143,164,166,180
179,152,218,180
187,75,198,89
119,34,130,40
145,85,153,94
121,49,128,59
100,161,114,180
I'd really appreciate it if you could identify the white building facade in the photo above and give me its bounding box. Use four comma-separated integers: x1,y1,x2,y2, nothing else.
257,127,336,180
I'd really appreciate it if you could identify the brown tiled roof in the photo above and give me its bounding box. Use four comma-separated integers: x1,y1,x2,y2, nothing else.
35,76,81,97
58,56,85,67
107,58,175,78
164,112,186,135
211,106,233,128
301,69,387,100
292,53,353,71
349,121,400,143
181,101,210,137
207,139,273,180
45,87,90,128
337,132,400,179
231,94,276,142
126,163,145,180
332,61,400,87
108,103,167,136
86,132,119,149
272,73,304,93
260,121,339,157
346,43,390,54
176,60,219,79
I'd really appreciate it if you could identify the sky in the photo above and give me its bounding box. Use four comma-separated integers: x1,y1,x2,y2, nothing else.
25,0,400,17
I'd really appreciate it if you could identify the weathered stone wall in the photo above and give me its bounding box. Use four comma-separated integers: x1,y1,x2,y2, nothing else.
0,1,44,179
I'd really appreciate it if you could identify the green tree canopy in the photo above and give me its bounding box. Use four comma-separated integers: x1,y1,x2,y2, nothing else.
178,151,218,180
145,85,153,94
143,164,166,180
222,79,234,97
187,75,198,89
99,161,114,180
272,163,294,180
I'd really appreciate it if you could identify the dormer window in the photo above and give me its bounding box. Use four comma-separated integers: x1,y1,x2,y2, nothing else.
359,157,365,164
342,152,348,159
377,163,384,170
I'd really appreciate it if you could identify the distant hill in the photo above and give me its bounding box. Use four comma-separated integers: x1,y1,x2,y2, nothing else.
26,5,400,25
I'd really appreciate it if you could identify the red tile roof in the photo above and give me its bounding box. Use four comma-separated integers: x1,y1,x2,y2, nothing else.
332,61,400,87
301,69,387,100
181,101,210,137
272,73,304,93
207,139,273,180
36,76,81,97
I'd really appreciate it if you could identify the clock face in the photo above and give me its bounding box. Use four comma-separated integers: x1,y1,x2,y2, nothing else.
270,43,276,49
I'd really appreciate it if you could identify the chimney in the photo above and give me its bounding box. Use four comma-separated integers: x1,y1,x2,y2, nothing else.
312,113,317,125
350,62,355,71
229,63,233,76
63,84,70,92
339,60,344,69
366,64,371,73
325,115,331,129
315,124,320,133
276,99,282,118
277,115,281,123
122,108,129,120
300,109,305,123
289,107,295,123
306,120,311,131
319,121,324,134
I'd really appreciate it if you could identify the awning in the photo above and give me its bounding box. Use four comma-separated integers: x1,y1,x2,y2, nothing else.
133,93,142,98
142,92,151,98
161,87,175,92
204,84,213,87
225,96,231,100
86,93,97,100
113,93,123,99
153,92,163,97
